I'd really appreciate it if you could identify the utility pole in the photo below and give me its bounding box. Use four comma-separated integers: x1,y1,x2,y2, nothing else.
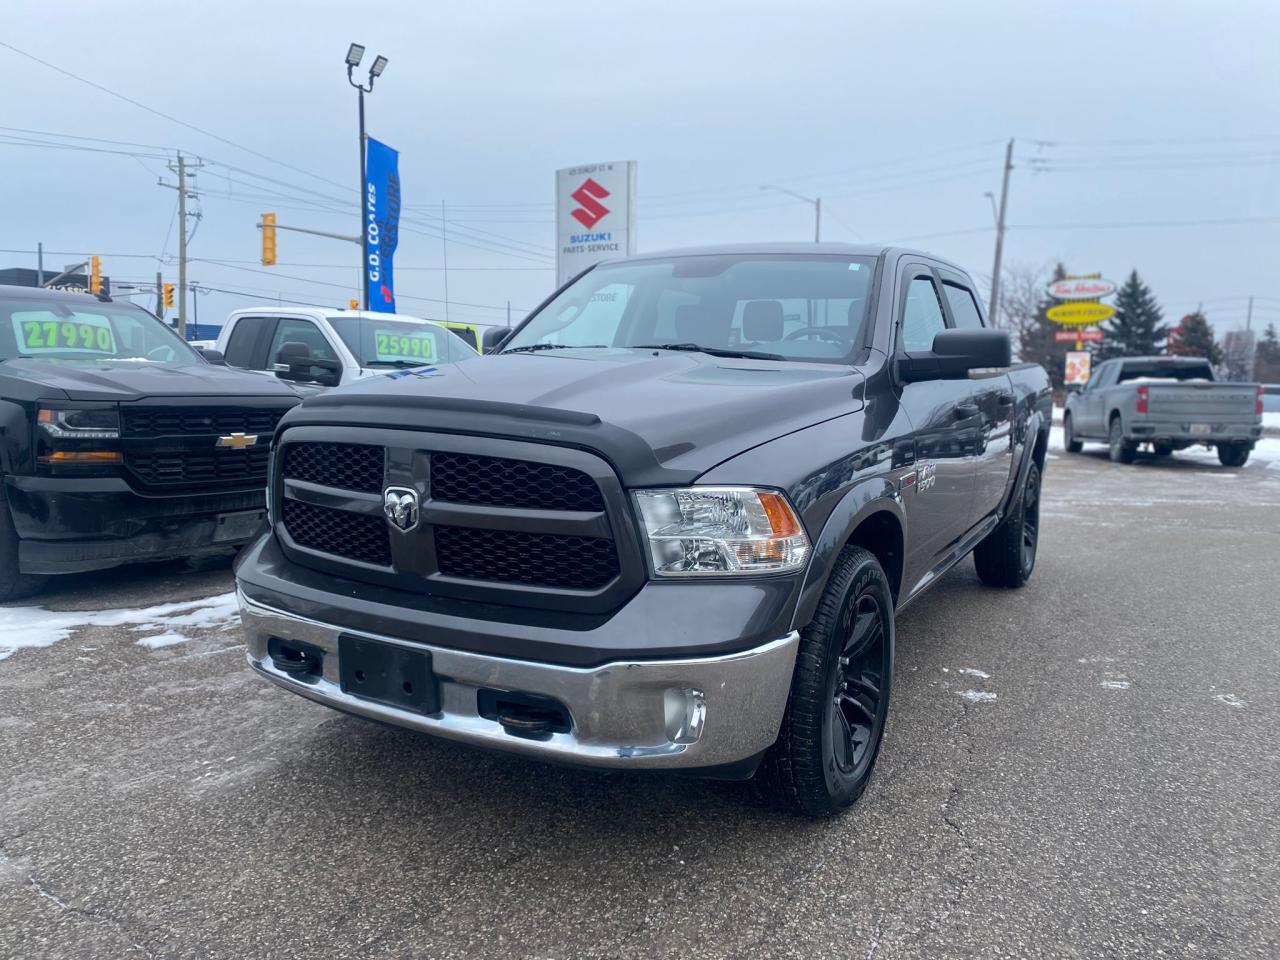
346,44,389,310
986,138,1015,325
177,153,188,338
1246,295,1254,331
814,197,822,243
155,270,164,319
159,152,203,338
36,242,44,286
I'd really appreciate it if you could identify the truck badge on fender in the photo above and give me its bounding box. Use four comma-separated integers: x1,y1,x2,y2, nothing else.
383,487,419,532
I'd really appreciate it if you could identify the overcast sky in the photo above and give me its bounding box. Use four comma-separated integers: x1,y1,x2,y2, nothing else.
3,0,1278,336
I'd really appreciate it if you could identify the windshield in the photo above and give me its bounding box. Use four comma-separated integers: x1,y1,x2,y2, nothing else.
0,297,199,365
501,254,878,362
328,316,479,367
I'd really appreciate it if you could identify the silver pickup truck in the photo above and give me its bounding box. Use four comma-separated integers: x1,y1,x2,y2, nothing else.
1064,356,1263,466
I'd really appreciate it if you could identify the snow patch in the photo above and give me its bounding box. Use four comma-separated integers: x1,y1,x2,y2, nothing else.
1213,693,1247,709
957,667,991,679
1100,679,1131,690
0,593,239,660
958,690,997,703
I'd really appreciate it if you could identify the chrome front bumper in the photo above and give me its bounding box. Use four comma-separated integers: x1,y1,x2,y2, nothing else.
239,590,799,771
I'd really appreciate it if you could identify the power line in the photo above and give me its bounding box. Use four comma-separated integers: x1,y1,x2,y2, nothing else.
0,40,354,196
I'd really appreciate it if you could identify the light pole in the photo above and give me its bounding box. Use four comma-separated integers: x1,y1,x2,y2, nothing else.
760,184,821,242
346,43,389,310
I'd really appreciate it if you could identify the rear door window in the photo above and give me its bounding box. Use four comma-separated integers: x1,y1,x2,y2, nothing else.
943,283,985,329
224,318,266,368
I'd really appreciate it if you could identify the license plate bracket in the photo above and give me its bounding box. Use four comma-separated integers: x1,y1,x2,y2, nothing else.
339,635,440,715
213,509,266,542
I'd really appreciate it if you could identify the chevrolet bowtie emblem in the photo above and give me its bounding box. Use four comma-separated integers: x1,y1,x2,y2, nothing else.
216,432,259,449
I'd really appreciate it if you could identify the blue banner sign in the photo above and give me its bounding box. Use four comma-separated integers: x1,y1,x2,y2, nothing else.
364,137,401,312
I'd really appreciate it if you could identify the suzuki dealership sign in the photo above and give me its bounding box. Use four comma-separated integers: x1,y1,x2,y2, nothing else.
555,161,636,285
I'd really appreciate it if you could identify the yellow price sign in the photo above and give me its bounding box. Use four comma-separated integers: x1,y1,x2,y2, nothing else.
1047,303,1115,327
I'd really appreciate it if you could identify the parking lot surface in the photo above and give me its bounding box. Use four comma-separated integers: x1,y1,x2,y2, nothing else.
2,442,1278,959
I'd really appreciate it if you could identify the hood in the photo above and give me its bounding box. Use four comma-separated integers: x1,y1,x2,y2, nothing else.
295,348,865,478
0,358,308,402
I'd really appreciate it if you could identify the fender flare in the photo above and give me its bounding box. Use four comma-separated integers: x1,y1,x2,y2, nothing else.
790,477,904,631
0,400,31,478
1000,410,1046,518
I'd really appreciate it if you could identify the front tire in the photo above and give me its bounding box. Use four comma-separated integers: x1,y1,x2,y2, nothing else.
1108,417,1136,464
0,500,44,603
1218,443,1251,467
757,546,894,817
1063,413,1083,453
974,460,1041,588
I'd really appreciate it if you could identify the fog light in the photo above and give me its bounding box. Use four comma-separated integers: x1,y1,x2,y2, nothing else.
663,688,706,745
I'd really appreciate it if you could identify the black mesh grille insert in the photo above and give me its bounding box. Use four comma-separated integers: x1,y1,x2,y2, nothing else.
123,407,287,437
283,499,391,566
430,452,604,512
283,442,385,492
434,525,618,590
126,447,271,488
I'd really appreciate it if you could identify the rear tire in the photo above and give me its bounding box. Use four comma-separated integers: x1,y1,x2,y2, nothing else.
1108,417,1136,464
1217,443,1251,468
756,546,894,817
0,499,44,603
974,461,1042,589
1063,413,1083,453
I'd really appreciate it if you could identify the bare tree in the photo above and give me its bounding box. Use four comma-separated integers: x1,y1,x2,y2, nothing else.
997,260,1051,359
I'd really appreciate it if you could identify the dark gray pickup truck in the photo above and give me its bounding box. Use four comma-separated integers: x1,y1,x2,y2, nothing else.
235,244,1051,816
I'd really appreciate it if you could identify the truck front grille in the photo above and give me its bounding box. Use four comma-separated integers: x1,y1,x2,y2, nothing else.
282,499,392,566
284,442,384,492
274,433,632,605
122,407,286,437
126,448,271,487
435,526,618,589
430,452,605,511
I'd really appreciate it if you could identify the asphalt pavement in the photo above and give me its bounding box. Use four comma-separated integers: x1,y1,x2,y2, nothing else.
2,442,1278,960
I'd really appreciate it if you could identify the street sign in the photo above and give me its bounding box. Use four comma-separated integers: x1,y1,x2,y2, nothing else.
1047,277,1116,300
1047,303,1115,327
555,161,636,285
1054,328,1104,342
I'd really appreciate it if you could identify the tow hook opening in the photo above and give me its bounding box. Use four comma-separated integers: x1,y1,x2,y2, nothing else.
267,637,324,681
477,689,572,740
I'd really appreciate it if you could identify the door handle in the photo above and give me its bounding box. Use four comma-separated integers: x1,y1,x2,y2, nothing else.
954,403,980,419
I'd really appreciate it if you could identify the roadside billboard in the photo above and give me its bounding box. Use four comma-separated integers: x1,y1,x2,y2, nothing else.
555,161,636,286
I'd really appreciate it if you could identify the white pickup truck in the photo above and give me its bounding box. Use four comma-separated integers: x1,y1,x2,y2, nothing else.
213,307,479,388
1064,356,1263,466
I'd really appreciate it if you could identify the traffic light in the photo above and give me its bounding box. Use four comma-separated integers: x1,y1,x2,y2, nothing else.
261,212,277,266
163,283,175,309
89,256,102,294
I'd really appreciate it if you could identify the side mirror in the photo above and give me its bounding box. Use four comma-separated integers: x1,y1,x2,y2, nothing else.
196,347,227,365
482,326,513,354
896,329,1011,383
274,341,342,386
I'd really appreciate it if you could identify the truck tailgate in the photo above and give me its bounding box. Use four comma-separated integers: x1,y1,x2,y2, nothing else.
1147,383,1257,423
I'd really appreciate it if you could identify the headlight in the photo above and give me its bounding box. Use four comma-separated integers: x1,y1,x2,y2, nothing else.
37,406,120,439
633,486,810,576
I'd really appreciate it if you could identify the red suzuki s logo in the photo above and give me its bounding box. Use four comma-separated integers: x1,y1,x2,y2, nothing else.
570,178,610,229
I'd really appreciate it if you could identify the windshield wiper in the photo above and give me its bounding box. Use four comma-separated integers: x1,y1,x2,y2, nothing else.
634,343,787,362
364,359,434,367
503,343,611,354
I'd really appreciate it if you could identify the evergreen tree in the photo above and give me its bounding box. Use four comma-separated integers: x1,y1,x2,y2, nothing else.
1098,270,1169,359
1167,310,1222,365
1254,322,1280,382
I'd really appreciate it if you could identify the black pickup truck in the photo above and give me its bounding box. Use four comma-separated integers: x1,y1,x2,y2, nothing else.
236,244,1051,816
0,285,305,600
